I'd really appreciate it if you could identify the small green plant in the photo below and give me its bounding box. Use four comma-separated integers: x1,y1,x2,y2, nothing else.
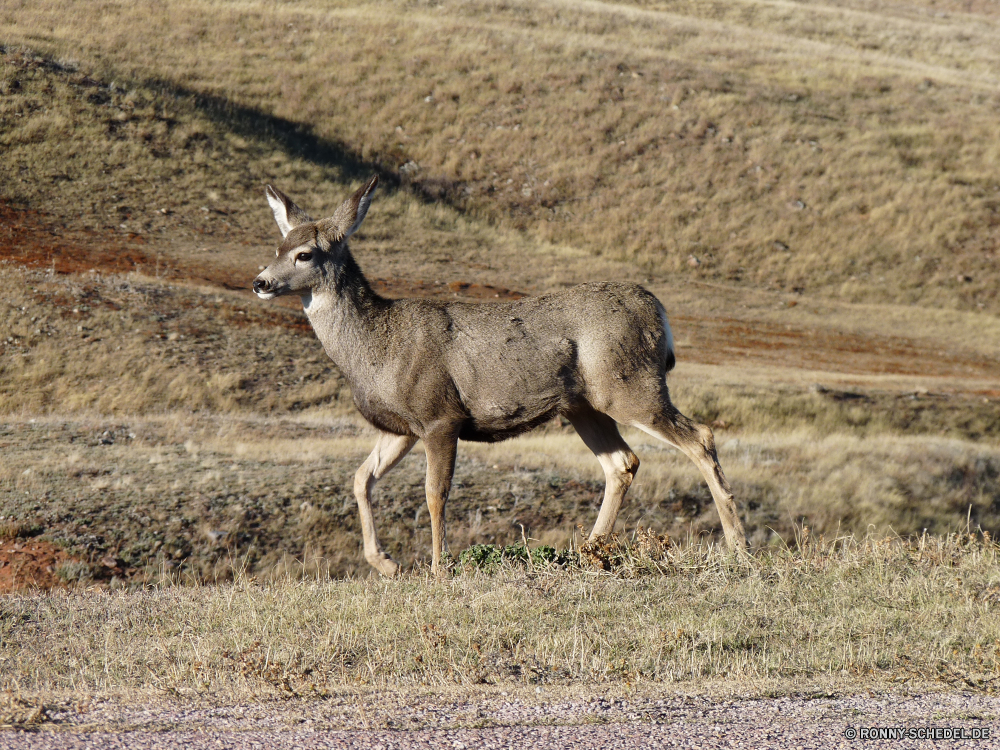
530,545,557,566
458,544,502,570
457,543,570,573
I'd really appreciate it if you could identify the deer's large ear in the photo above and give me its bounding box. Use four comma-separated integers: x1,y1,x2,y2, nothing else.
318,175,378,244
265,185,313,237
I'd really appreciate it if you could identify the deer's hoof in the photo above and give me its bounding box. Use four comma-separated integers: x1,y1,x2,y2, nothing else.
367,553,399,578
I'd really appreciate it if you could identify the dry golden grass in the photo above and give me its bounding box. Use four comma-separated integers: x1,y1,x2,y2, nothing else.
0,265,352,416
2,534,998,700
461,427,1000,548
2,0,1000,312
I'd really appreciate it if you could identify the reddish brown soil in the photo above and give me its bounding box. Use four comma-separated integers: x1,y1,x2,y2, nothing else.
0,538,75,592
3,200,997,382
0,201,525,302
676,314,1000,381
0,202,155,275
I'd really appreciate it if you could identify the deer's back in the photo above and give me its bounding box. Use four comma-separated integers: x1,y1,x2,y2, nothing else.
380,282,670,441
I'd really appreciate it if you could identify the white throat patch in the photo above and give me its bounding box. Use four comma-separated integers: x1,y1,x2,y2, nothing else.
301,291,330,314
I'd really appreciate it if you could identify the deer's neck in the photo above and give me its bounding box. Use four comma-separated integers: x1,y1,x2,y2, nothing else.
300,253,392,381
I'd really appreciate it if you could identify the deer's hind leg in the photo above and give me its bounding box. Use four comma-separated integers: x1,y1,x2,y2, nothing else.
422,428,459,577
630,398,747,552
568,405,640,540
354,431,418,576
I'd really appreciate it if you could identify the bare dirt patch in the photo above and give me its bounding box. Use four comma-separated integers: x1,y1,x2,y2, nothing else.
0,201,155,275
0,201,525,304
676,312,1000,380
0,538,75,593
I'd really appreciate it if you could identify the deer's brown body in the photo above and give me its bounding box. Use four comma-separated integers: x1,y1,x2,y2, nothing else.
254,176,747,576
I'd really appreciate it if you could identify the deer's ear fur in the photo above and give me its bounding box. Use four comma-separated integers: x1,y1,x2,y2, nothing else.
266,185,313,238
318,175,379,245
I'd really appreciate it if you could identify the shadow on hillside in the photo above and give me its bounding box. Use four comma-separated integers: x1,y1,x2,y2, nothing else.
142,76,402,189
1,44,475,210
145,76,471,207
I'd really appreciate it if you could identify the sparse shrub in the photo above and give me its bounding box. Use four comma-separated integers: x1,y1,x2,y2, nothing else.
54,561,94,585
0,522,42,541
458,543,502,570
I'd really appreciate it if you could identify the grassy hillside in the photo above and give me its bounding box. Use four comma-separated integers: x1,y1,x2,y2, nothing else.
1,1,999,583
2,0,1000,311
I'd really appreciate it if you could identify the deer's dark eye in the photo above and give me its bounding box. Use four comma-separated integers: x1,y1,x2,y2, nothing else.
296,251,313,263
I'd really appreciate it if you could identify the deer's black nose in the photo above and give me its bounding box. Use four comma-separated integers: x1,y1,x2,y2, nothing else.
253,277,269,294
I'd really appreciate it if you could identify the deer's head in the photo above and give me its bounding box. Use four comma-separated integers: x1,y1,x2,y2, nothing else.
253,175,378,299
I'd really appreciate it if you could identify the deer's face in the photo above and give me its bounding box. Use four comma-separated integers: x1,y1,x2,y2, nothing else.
253,177,378,301
253,224,329,299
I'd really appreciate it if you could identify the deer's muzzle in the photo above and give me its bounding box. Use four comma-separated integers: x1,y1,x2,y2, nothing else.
253,276,278,299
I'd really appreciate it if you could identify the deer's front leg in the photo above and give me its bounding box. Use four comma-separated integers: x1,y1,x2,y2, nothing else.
422,430,458,577
354,431,418,576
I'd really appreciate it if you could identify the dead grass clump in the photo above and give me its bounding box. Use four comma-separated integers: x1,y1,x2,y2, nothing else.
0,691,50,731
579,527,677,574
0,521,41,541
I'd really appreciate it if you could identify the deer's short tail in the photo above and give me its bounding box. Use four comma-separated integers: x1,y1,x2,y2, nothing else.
658,304,676,372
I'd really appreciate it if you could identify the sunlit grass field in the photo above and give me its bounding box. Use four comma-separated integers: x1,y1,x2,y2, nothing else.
3,534,999,708
1,0,999,708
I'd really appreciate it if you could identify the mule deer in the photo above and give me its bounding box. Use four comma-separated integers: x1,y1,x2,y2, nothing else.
253,176,747,575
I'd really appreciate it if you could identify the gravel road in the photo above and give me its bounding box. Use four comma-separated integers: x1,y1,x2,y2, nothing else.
1,691,997,749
